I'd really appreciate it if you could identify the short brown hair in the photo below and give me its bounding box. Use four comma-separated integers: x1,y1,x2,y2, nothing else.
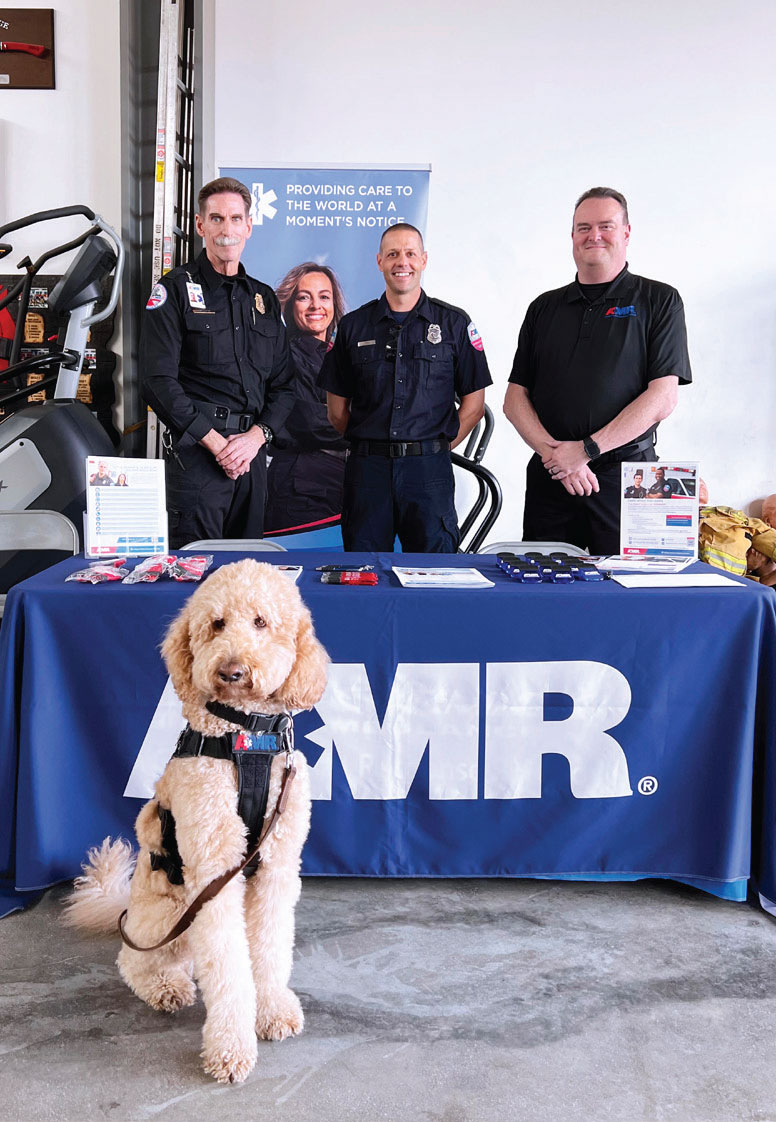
379,222,425,251
573,187,629,226
197,177,251,216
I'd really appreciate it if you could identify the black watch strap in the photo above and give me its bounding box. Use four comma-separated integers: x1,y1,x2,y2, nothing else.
583,436,601,459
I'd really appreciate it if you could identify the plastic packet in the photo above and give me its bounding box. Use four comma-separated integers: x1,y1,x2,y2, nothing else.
169,554,213,581
122,555,177,584
66,558,129,584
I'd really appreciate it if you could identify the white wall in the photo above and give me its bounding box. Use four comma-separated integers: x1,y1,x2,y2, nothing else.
212,0,776,536
0,1,122,255
0,1,122,415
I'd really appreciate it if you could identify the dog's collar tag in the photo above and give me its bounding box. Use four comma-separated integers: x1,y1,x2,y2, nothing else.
233,731,283,754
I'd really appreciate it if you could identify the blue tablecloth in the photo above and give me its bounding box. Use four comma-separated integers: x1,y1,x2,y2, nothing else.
2,552,776,917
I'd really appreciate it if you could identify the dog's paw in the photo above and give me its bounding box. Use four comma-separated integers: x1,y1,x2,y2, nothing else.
255,988,304,1041
201,1038,258,1085
145,972,197,1013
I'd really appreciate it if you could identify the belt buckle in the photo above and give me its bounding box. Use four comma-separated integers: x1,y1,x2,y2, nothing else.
390,442,408,458
238,414,252,433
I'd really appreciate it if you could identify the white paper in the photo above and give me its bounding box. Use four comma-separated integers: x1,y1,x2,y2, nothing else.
85,456,168,558
276,565,303,583
612,573,744,589
392,566,495,588
593,555,695,573
619,461,699,560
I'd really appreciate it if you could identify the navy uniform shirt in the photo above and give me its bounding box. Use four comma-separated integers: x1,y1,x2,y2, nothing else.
318,290,492,442
140,250,294,449
509,266,691,442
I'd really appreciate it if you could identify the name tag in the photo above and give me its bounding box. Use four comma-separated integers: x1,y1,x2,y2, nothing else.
186,282,206,309
233,731,283,754
357,339,377,347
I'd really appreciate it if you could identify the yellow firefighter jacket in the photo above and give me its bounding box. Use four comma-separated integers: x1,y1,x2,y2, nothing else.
699,506,776,578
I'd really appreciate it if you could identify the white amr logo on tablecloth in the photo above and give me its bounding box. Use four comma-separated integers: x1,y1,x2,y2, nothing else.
124,661,634,802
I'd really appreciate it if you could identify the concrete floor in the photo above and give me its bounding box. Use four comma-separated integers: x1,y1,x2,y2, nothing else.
1,877,776,1122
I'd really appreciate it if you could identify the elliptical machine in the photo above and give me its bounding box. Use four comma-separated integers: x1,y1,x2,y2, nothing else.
0,205,124,589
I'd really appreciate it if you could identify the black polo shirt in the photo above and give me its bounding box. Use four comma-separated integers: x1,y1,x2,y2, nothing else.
140,250,293,449
318,290,492,441
509,266,691,441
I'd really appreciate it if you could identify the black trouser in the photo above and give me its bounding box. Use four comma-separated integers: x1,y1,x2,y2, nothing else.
264,449,346,533
343,447,460,553
165,442,267,549
523,449,657,555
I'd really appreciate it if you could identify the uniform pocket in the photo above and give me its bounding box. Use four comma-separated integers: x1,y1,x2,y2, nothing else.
181,314,215,363
248,315,280,374
412,341,454,391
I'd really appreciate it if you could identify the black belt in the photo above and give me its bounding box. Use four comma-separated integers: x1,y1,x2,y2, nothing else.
352,438,450,458
591,432,656,468
198,401,255,433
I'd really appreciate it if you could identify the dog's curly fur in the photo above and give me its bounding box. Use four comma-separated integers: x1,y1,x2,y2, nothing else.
64,559,329,1084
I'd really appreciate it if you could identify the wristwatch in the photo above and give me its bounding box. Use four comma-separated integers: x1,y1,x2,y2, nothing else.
258,422,273,447
583,436,601,460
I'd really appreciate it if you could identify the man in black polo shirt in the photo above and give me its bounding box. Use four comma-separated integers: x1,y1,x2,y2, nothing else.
141,177,293,548
503,187,691,555
319,223,492,552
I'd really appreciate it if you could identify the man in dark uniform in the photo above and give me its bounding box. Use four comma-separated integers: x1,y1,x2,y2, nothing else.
141,177,293,548
647,466,674,498
318,223,492,552
503,187,691,555
624,471,647,499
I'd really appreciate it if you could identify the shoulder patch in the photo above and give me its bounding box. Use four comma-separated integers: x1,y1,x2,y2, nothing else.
146,283,168,310
467,322,484,351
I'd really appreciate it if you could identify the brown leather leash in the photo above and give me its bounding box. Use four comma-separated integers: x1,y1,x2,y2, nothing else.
118,764,297,953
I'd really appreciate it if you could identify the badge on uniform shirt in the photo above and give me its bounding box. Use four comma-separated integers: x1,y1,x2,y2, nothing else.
255,293,265,315
186,281,206,309
427,323,442,344
146,283,168,310
467,321,484,351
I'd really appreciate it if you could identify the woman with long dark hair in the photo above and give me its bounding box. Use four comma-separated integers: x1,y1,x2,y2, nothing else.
264,263,348,534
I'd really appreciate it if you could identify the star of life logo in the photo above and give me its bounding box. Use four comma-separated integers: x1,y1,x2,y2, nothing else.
125,660,639,802
250,182,278,225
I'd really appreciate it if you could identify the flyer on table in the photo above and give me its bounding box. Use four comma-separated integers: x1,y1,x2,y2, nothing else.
85,456,168,557
620,462,699,559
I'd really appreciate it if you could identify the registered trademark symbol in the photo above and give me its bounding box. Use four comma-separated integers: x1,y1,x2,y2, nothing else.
638,776,658,796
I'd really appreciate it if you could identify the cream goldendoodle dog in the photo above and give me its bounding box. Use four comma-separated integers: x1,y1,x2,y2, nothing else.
64,559,329,1084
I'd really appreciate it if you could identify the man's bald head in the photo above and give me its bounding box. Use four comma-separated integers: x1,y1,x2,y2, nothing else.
762,494,776,528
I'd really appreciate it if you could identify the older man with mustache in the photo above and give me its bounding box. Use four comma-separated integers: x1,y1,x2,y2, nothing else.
141,177,293,547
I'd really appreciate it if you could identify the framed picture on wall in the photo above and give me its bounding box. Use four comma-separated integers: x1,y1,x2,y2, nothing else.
0,8,55,90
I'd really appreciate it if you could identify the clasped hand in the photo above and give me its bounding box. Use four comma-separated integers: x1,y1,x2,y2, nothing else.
215,427,265,480
542,440,600,497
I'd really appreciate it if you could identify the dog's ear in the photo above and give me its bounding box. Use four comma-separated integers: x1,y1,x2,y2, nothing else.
161,597,195,697
274,603,329,711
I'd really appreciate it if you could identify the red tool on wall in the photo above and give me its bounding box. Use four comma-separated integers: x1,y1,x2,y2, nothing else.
0,41,45,56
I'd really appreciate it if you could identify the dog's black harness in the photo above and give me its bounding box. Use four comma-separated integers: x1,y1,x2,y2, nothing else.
149,704,294,885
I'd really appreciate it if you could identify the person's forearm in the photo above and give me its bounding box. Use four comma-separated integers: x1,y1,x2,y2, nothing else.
591,376,679,454
451,390,485,449
326,393,350,436
503,383,556,456
200,428,228,455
